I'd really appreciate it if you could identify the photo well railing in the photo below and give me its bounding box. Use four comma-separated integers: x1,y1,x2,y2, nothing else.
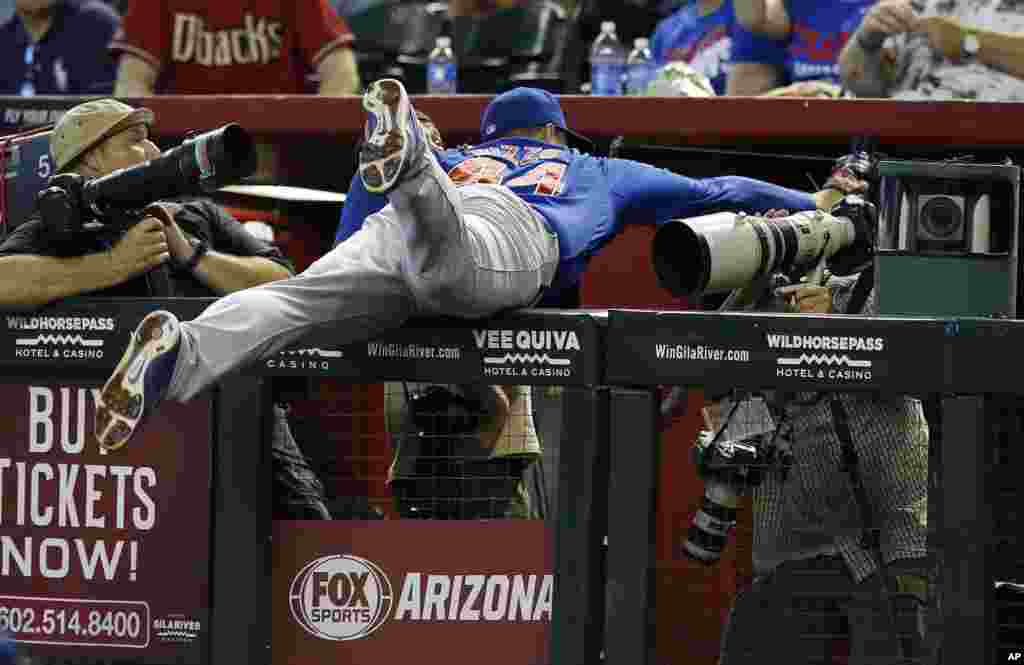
3,301,1020,665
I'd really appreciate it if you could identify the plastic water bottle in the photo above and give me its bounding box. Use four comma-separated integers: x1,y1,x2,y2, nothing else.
427,36,457,94
626,37,656,95
590,21,626,96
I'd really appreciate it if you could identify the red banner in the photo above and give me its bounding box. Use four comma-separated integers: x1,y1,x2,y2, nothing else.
272,521,552,665
0,382,212,664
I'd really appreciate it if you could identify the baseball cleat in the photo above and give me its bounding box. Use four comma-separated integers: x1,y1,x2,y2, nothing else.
95,310,181,452
359,78,425,194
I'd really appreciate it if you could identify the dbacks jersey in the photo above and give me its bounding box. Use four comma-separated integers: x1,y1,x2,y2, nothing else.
337,137,815,301
109,0,353,94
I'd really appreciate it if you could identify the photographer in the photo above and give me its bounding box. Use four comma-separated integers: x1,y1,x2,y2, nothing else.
838,0,1024,101
714,265,931,664
385,382,542,519
0,98,332,520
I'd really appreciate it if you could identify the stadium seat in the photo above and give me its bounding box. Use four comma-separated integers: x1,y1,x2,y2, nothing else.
347,1,450,93
0,127,54,240
455,0,569,93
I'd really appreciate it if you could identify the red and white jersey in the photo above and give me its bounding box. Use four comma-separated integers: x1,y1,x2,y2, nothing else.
109,0,354,94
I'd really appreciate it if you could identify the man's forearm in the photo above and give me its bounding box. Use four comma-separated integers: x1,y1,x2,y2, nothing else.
974,28,1024,79
726,62,784,96
838,31,891,98
0,253,129,310
317,48,361,95
113,54,157,97
733,0,790,38
190,252,291,294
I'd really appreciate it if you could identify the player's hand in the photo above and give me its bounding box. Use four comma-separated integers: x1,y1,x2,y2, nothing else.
860,0,919,37
777,284,833,313
918,15,966,60
110,218,169,279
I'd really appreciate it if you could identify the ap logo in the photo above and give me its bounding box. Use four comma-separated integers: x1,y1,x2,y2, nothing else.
289,554,394,641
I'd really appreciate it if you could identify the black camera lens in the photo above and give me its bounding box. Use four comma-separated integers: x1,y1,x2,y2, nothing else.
919,196,963,239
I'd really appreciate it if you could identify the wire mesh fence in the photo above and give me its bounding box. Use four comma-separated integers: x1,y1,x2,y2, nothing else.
285,380,564,523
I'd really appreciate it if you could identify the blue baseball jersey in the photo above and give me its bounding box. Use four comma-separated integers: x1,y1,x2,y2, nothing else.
336,138,815,303
0,0,119,96
650,0,736,95
731,0,871,85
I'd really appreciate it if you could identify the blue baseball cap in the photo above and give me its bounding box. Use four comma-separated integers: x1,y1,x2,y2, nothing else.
480,87,593,151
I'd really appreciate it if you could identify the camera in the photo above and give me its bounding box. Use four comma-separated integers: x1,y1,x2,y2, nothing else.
684,396,793,565
408,385,485,437
36,123,256,245
875,159,1020,317
652,195,877,297
889,181,991,254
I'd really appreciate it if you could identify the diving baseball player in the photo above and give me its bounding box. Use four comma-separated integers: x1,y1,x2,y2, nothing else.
94,79,860,449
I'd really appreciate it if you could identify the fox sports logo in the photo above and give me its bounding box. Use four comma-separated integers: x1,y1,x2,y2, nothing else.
289,555,394,641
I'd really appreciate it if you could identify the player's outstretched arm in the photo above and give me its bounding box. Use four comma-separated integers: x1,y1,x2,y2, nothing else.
607,158,817,228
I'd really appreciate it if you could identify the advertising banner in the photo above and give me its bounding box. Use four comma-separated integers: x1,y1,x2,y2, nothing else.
606,309,948,393
273,521,552,665
259,310,602,387
0,382,212,664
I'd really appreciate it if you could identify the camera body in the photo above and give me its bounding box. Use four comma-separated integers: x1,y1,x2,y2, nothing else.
684,396,794,565
685,430,794,564
408,385,485,437
876,160,1020,317
35,123,256,248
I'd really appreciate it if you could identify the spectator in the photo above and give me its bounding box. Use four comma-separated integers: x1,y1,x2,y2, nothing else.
0,0,120,96
727,0,873,96
838,0,1024,101
0,98,333,520
109,0,361,95
649,0,737,95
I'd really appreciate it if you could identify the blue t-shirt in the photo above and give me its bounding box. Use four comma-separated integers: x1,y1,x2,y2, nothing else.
336,139,814,303
731,0,871,85
0,0,119,96
650,0,736,95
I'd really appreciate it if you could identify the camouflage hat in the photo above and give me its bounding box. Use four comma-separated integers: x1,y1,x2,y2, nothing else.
51,98,154,172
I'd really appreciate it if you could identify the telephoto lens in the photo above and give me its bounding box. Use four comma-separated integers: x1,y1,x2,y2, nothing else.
653,196,877,297
684,477,742,563
80,124,257,215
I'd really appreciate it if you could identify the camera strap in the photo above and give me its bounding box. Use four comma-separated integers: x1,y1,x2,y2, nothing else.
846,264,875,316
829,396,908,663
